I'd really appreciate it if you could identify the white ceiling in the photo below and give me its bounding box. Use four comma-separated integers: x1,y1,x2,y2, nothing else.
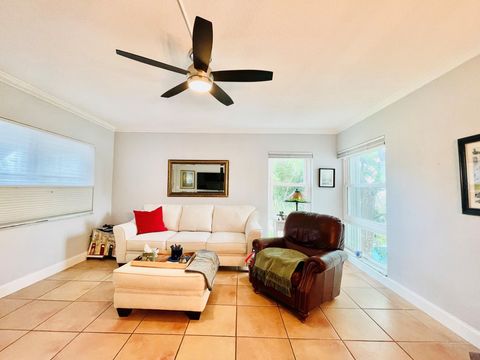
1,1,480,133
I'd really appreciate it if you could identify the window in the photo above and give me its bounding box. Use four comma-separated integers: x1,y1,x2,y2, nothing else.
0,118,95,228
343,145,387,273
268,153,312,235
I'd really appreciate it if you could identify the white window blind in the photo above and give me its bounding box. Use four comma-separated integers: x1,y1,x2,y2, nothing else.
0,118,95,228
337,136,385,159
268,152,313,159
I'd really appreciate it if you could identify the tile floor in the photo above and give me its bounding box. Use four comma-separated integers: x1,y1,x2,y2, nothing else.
0,259,477,359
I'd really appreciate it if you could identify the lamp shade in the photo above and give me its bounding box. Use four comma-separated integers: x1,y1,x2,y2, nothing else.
287,189,305,202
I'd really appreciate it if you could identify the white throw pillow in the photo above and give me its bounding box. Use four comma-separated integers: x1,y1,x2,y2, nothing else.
212,205,255,233
179,205,214,232
143,204,183,231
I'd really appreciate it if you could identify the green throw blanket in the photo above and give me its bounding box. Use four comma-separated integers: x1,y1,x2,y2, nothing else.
252,248,307,297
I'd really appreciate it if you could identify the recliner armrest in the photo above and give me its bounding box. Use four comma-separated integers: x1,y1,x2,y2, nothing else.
252,237,285,252
306,250,348,272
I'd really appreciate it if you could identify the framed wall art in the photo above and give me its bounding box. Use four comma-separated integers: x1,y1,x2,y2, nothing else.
458,134,480,216
319,168,335,188
168,160,229,197
180,170,195,189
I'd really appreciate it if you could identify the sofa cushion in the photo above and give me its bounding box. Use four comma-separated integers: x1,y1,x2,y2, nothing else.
144,204,183,231
126,231,176,251
179,205,214,232
212,206,255,233
207,232,247,254
167,231,211,252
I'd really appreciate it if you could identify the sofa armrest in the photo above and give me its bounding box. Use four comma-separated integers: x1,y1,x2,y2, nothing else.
305,250,348,272
113,221,137,264
245,212,262,254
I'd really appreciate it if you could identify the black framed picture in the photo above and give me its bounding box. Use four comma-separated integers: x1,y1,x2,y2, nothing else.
319,168,335,188
458,134,480,216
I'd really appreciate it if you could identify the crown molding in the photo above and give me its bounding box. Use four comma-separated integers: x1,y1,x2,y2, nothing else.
114,127,338,135
0,70,115,131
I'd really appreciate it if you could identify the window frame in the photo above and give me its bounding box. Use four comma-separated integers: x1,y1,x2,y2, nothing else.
267,154,313,235
342,145,387,272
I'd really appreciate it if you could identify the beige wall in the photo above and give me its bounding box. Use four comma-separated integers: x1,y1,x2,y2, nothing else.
112,133,342,230
338,56,480,330
0,82,114,287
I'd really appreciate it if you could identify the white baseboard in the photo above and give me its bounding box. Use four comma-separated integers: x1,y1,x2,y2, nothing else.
0,251,87,298
348,256,480,348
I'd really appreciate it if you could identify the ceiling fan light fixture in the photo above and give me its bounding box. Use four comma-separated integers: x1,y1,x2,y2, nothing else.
187,74,212,92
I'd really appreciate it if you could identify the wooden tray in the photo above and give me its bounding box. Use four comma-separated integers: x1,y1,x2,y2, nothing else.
131,252,195,269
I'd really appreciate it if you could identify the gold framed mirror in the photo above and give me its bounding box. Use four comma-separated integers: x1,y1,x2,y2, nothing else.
167,160,229,197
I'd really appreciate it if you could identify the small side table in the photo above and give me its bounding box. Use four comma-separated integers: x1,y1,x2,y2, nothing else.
275,220,286,237
87,228,116,259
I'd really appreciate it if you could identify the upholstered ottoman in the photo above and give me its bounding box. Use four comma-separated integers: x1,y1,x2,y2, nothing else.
112,262,210,319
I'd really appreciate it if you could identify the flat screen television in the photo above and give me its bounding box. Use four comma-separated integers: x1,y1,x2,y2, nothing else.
196,172,224,191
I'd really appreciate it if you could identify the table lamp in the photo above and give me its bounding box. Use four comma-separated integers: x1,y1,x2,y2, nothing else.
285,189,309,211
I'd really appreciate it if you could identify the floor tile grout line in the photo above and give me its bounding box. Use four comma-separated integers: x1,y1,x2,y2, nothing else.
32,300,110,332
24,300,73,332
342,265,424,359
0,262,117,359
342,287,396,343
319,305,358,359
0,299,34,320
0,329,33,355
47,330,83,359
5,279,70,302
277,306,297,360
235,278,238,360
359,309,415,359
345,267,415,360
111,332,134,359
173,310,190,360
77,301,114,333
97,269,146,360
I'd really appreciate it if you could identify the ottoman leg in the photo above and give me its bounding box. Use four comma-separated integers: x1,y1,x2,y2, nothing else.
117,308,132,317
186,311,201,320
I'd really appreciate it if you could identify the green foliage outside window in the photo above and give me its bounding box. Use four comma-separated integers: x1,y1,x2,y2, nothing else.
345,147,387,272
269,158,311,233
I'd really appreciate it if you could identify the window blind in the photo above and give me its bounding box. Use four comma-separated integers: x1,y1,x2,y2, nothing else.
337,136,385,159
0,118,95,228
268,152,313,159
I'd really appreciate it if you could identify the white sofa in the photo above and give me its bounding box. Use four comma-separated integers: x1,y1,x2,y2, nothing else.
113,204,262,266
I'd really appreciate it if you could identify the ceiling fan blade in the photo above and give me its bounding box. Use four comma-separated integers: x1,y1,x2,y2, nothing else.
116,49,188,75
210,83,233,106
192,17,213,72
212,70,273,82
161,81,189,98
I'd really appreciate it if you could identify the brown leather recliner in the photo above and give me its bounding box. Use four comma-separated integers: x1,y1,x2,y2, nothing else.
249,212,347,320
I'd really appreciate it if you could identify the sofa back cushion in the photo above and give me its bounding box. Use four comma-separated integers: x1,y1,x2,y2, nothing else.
179,205,214,232
212,205,256,233
144,204,183,231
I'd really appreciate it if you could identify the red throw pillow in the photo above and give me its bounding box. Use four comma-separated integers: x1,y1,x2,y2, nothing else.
134,207,168,235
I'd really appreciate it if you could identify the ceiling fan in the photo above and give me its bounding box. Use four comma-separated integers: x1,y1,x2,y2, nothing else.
116,16,273,106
